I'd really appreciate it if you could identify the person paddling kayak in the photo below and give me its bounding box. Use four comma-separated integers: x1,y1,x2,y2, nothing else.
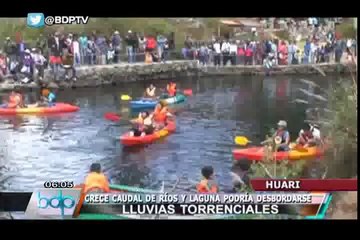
144,83,156,98
83,163,110,194
0,87,25,108
129,111,155,137
273,120,290,152
296,123,322,147
166,82,177,97
153,101,173,123
196,166,219,193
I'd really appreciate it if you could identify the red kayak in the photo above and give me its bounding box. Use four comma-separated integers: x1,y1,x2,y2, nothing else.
0,103,79,115
120,120,176,147
233,146,325,161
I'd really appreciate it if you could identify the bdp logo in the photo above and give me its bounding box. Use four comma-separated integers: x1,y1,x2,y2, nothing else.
27,13,45,28
37,190,76,217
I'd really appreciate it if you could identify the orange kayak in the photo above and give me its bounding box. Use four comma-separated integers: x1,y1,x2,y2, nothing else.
0,103,79,115
232,146,325,161
120,120,176,147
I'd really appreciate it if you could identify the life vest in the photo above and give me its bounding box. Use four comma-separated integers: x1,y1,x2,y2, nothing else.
196,179,218,193
275,130,289,144
146,37,157,50
167,83,177,96
154,106,168,122
300,130,314,144
146,87,156,97
83,172,110,194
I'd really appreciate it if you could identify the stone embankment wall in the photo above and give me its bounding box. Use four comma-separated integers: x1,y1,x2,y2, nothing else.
0,61,356,90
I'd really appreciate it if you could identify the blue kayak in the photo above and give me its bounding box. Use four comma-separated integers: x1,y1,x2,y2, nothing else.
130,94,186,110
130,98,158,109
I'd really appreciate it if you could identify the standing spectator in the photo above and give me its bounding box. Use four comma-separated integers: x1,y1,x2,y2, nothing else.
237,43,245,65
62,39,77,81
245,42,254,65
0,52,7,77
157,33,166,62
3,37,17,70
288,41,297,65
334,40,343,63
36,34,47,56
95,34,107,65
254,41,264,65
79,33,88,65
183,36,193,59
31,48,46,81
125,30,136,63
293,49,301,64
198,42,208,66
87,36,96,65
21,49,34,83
111,31,122,63
72,34,80,66
221,39,231,66
278,41,288,65
138,34,147,53
213,39,221,67
168,32,175,51
309,40,317,63
303,39,311,64
229,40,238,65
162,39,170,62
106,43,115,64
49,32,62,81
324,42,332,62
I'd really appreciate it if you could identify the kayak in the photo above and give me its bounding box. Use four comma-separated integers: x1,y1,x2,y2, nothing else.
232,146,325,161
120,120,176,147
0,103,79,115
130,94,186,109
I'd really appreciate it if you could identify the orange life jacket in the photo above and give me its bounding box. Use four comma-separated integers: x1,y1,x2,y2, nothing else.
196,179,218,193
167,83,177,96
7,93,21,108
153,106,166,122
83,172,110,194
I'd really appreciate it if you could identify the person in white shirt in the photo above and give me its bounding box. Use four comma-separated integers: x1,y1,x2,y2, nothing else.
221,39,231,66
72,35,80,66
213,40,221,66
31,48,46,80
296,123,322,147
229,40,238,65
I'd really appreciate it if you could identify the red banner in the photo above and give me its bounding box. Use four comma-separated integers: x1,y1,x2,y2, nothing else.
251,179,357,191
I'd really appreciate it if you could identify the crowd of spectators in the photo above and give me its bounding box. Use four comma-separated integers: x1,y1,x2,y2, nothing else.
182,21,357,68
0,30,175,83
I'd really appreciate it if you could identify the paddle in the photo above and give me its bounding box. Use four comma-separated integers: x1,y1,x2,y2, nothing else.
104,112,121,122
234,136,252,146
121,95,132,101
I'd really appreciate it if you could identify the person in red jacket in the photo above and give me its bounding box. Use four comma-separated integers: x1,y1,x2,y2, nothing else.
245,44,253,65
196,166,219,193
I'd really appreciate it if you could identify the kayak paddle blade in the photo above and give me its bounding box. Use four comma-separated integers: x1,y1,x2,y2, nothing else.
234,136,251,146
121,95,132,101
104,112,121,122
183,89,193,96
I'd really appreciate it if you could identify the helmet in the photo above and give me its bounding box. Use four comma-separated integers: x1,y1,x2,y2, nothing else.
277,120,287,128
